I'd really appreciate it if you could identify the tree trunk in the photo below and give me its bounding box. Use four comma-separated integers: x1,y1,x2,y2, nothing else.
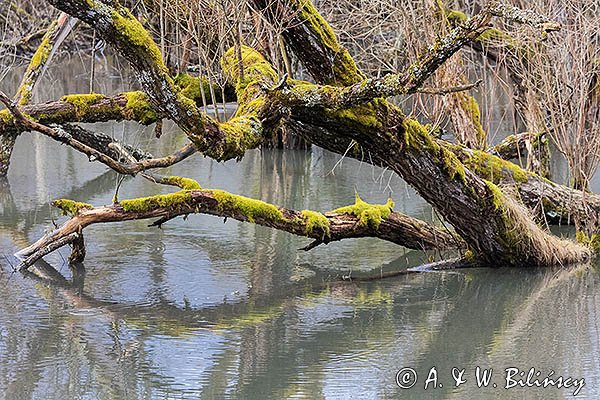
0,132,17,177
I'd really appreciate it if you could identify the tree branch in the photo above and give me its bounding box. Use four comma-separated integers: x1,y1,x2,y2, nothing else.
14,13,77,105
0,91,197,176
273,10,492,110
15,180,462,267
48,0,272,161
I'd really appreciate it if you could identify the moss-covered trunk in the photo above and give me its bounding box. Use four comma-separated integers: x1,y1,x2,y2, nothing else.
0,132,17,177
257,0,589,266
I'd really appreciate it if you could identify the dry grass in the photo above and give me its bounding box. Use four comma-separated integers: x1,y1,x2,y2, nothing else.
500,186,590,266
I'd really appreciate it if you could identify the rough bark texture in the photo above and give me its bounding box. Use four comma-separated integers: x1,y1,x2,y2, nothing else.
0,132,17,177
252,1,588,266
452,145,600,226
47,0,267,162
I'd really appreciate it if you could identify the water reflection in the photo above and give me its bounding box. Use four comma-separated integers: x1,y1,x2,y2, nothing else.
1,249,599,399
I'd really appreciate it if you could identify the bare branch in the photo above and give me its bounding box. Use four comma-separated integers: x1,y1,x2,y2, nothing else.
416,79,483,95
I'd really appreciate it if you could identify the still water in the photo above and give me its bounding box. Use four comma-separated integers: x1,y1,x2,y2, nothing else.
0,59,599,400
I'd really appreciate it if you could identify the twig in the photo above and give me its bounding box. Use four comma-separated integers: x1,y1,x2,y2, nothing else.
416,79,483,95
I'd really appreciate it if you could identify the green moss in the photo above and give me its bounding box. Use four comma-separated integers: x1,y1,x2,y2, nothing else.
17,20,56,105
576,232,600,253
467,149,529,184
217,116,263,160
330,46,365,85
52,199,93,216
109,7,168,74
335,104,382,129
61,93,105,118
119,176,200,212
27,24,54,69
483,180,506,211
477,27,513,43
403,118,466,182
0,109,14,125
296,1,364,85
123,91,158,124
236,97,266,117
460,95,486,147
210,190,285,223
447,10,468,23
221,46,278,95
163,176,201,190
297,0,339,51
464,249,476,261
174,74,203,105
121,191,194,213
300,210,331,237
480,180,526,256
334,194,394,229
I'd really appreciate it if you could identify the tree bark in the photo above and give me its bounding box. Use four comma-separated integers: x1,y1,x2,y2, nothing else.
253,0,589,266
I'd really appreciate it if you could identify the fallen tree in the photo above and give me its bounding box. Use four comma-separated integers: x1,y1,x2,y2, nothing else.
2,0,598,271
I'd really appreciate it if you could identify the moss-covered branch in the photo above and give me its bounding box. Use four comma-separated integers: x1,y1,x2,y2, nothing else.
17,0,594,270
16,177,461,268
48,0,269,162
0,92,160,135
250,0,364,86
272,9,492,110
1,72,236,136
488,132,547,160
1,14,76,176
0,91,200,177
14,16,64,105
449,144,600,228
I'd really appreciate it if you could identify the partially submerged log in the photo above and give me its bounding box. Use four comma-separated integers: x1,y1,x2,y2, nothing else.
15,177,461,268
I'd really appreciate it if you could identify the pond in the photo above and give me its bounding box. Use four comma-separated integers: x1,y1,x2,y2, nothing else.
0,58,599,399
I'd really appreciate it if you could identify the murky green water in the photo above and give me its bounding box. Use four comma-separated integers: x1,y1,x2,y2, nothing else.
1,59,599,399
